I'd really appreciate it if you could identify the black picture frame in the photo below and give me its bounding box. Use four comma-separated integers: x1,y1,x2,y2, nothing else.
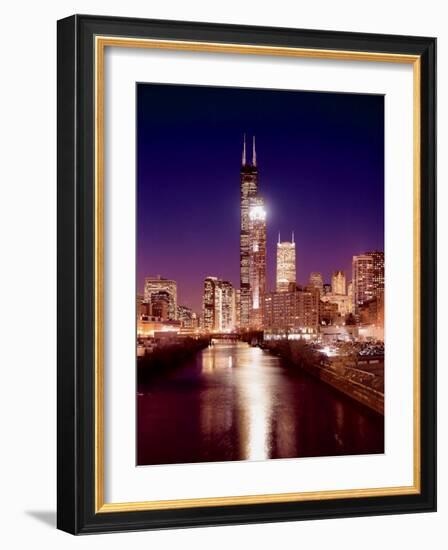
57,14,436,534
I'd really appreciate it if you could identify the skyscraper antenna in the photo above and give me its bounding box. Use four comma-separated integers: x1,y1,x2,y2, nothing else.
278,231,281,244
252,135,257,166
242,133,246,165
292,231,295,244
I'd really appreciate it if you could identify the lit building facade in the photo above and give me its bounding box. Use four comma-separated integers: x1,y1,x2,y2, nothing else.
323,283,332,296
136,293,145,319
358,289,385,341
203,277,219,332
331,270,346,295
347,281,354,312
309,272,324,294
359,291,384,327
235,289,241,328
202,276,235,332
177,304,192,323
319,300,340,326
276,233,296,292
150,290,171,320
221,280,236,332
248,195,266,328
240,135,266,329
262,286,320,333
352,251,385,315
320,293,351,316
144,276,177,320
177,305,199,333
368,251,385,295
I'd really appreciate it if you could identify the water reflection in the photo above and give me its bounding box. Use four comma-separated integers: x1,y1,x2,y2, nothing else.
137,342,384,466
199,345,235,446
235,346,273,461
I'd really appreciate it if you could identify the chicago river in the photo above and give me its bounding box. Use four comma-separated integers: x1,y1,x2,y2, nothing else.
137,342,384,466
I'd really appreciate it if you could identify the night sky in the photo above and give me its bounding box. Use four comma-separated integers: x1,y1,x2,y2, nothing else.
137,83,384,314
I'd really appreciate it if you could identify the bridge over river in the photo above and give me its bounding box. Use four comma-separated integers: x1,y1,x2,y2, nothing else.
209,332,241,342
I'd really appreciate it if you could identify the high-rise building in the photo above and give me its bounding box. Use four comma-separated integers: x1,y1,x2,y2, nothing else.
347,280,353,312
202,276,235,332
203,277,219,332
177,305,193,324
240,135,266,329
352,251,384,314
144,276,177,320
150,290,171,320
221,280,236,332
331,270,346,295
235,289,241,328
262,286,320,333
352,255,372,312
177,305,199,332
322,283,332,296
248,195,266,328
276,233,296,292
309,272,324,294
368,251,385,295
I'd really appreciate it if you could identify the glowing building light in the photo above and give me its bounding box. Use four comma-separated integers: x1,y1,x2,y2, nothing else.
249,205,266,221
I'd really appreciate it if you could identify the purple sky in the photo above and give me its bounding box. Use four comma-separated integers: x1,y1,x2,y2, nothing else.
137,83,384,313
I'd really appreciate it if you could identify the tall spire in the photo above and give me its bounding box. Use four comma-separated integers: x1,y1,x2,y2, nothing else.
252,135,257,166
242,133,246,165
278,231,281,244
292,231,295,244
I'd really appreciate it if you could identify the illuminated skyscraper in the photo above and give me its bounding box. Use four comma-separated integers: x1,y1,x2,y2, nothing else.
353,255,372,312
331,270,346,295
352,251,384,314
235,289,241,328
144,275,177,320
276,233,296,292
248,195,267,328
203,277,220,332
240,135,266,329
202,276,235,332
221,280,236,331
347,281,354,313
368,251,385,295
309,272,324,294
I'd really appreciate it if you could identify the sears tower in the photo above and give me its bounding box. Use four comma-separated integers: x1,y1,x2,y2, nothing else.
239,135,266,329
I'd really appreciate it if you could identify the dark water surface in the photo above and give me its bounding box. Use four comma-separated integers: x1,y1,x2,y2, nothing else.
137,342,384,465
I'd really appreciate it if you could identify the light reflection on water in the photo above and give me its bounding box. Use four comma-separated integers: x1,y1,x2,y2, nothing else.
200,343,275,461
137,342,384,466
235,346,273,461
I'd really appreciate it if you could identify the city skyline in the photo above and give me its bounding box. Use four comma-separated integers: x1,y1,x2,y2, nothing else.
137,83,386,467
137,83,384,313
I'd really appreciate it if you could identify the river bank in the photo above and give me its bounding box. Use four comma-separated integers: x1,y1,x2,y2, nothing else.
262,340,384,415
137,337,209,383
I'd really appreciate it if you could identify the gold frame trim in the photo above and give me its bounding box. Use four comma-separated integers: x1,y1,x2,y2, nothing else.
94,36,421,513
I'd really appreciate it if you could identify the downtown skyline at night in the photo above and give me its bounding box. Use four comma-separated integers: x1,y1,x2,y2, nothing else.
137,83,384,314
137,82,386,467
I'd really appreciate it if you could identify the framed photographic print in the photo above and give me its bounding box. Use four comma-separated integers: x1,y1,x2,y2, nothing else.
57,15,436,534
